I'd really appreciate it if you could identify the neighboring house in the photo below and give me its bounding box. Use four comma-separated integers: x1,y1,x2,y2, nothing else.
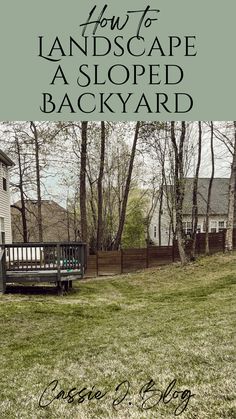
11,199,76,243
150,178,233,246
0,149,14,244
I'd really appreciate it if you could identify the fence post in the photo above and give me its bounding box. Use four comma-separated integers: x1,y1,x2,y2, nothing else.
197,234,200,255
172,241,175,262
84,244,87,275
222,229,226,253
80,245,85,278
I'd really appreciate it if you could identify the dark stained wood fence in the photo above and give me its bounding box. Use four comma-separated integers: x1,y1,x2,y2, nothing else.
85,230,235,278
173,231,226,260
148,246,173,267
97,251,121,275
85,246,174,277
122,248,147,273
86,255,97,277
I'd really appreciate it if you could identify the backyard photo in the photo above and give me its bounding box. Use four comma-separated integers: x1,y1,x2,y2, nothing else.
0,121,235,418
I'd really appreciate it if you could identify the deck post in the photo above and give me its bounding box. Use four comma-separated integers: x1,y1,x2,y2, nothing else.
81,245,85,278
63,281,69,292
0,248,6,294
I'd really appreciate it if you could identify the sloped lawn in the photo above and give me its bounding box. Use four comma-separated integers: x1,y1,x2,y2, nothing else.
0,253,235,418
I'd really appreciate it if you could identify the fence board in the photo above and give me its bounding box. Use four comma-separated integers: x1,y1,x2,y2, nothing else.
97,251,121,275
85,255,97,277
148,246,173,267
85,229,235,278
233,229,236,248
122,248,147,272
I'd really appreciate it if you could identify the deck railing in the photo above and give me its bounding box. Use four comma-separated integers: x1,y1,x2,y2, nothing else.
3,242,87,273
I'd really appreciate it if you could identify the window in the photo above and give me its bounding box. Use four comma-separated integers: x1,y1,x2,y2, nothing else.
0,217,4,232
210,221,217,233
183,221,192,236
0,217,5,244
1,232,5,244
2,177,7,191
218,221,225,232
154,225,157,238
2,165,7,191
202,221,206,232
197,225,201,233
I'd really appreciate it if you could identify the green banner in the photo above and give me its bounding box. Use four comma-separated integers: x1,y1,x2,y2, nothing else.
0,0,235,120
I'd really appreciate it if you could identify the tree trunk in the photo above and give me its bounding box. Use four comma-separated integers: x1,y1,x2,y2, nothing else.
97,121,105,250
225,121,236,251
86,165,97,244
15,136,28,242
112,122,140,250
73,197,78,241
191,121,202,259
205,122,215,255
171,121,188,265
30,122,43,242
158,183,163,246
66,198,70,242
80,121,88,244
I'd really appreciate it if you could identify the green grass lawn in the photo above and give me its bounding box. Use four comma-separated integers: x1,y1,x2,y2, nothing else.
0,253,235,418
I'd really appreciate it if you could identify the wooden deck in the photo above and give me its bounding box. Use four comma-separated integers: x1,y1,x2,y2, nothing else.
0,242,87,293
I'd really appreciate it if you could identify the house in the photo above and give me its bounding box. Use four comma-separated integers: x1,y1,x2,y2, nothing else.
0,149,14,244
11,199,76,243
149,178,232,246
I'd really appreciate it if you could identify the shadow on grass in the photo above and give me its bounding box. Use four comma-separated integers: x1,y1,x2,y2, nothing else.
5,284,68,296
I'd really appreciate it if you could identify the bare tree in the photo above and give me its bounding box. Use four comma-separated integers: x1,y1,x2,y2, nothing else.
30,122,43,242
12,135,28,242
112,121,140,250
170,121,188,265
225,121,236,251
190,121,202,259
80,121,88,243
205,122,215,255
97,121,105,250
1,123,34,243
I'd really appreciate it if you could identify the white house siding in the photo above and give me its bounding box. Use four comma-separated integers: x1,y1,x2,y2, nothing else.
149,198,173,246
149,194,228,246
0,162,12,244
149,179,230,246
150,212,228,246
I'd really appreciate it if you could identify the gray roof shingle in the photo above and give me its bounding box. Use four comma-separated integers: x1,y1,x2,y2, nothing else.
182,178,229,215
